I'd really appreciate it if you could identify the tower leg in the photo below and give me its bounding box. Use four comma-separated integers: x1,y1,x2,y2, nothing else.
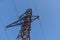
16,23,31,40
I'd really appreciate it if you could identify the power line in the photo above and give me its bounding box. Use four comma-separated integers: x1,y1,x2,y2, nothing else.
1,25,10,40
38,20,46,40
32,0,46,40
4,30,9,40
11,0,19,17
32,0,39,16
4,0,19,40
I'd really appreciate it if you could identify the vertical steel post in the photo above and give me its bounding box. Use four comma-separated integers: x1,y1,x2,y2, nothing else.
16,9,32,40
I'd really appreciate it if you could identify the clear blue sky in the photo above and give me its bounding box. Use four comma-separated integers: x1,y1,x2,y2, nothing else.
0,0,60,40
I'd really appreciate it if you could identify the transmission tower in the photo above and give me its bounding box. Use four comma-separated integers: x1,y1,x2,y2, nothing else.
5,8,39,40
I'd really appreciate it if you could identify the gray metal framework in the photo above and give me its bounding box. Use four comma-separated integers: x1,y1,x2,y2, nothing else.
6,8,39,40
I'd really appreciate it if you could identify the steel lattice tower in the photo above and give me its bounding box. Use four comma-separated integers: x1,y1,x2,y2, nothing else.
5,8,39,40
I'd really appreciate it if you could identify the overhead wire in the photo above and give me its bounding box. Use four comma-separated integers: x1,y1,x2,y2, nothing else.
4,0,20,40
0,15,9,40
4,29,10,40
12,0,20,17
32,0,46,40
32,0,39,16
2,24,10,40
38,20,46,40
